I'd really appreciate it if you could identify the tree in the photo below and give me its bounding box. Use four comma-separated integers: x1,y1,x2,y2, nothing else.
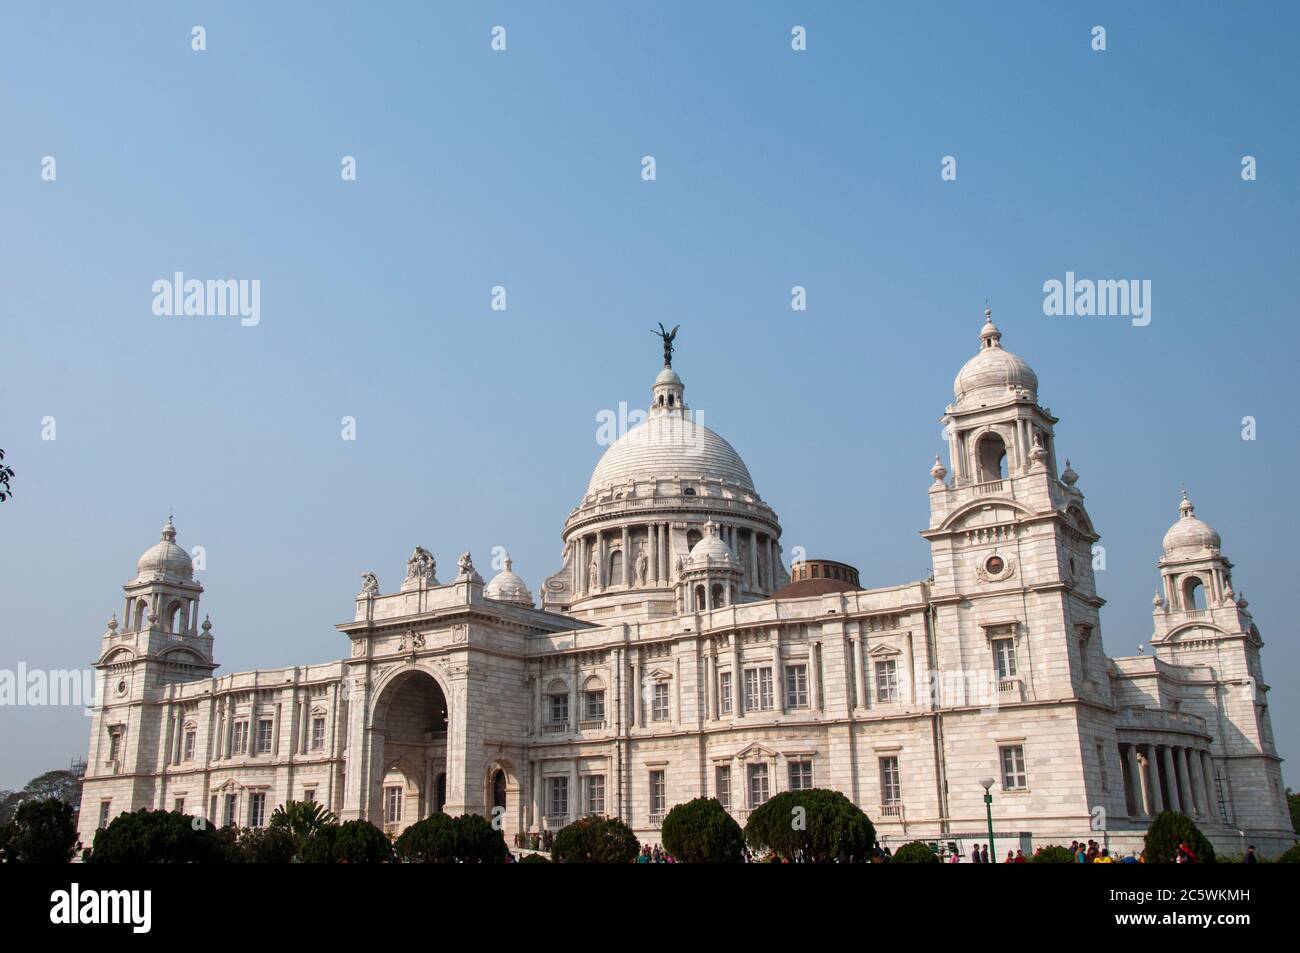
453,813,509,863
744,788,875,863
1275,843,1300,863
661,797,744,863
86,809,230,863
1030,845,1076,863
551,816,640,863
238,825,298,863
394,814,460,863
0,798,79,862
519,852,551,863
892,840,940,864
0,769,83,826
300,819,392,863
1143,810,1217,863
269,800,337,853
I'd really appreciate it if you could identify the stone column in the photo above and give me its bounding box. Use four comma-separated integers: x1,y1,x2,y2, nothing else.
1125,744,1144,816
1146,746,1164,813
810,642,822,711
774,627,785,713
1200,752,1217,819
569,655,579,730
660,524,669,583
620,525,630,585
631,656,641,728
648,523,657,587
849,632,865,709
748,530,759,589
1175,747,1195,814
732,638,744,718
570,761,579,823
1160,745,1181,813
1187,748,1205,817
705,653,716,721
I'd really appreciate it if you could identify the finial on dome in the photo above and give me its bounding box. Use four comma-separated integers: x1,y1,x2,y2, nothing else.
1179,488,1195,518
653,323,680,368
980,305,1002,349
161,515,177,541
1061,459,1078,486
503,551,513,571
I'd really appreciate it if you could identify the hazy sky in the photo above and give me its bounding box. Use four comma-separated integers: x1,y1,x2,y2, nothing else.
2,2,1297,791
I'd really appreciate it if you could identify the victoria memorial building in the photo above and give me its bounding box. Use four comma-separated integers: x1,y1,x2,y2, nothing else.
78,313,1294,856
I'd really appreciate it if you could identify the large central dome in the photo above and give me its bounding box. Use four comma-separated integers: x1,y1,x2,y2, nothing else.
587,414,754,495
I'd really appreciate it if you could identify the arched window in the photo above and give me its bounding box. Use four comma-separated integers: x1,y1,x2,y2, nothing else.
608,550,624,585
976,433,1008,481
694,584,706,610
492,769,507,811
134,600,149,631
711,583,726,607
667,394,674,407
687,529,702,551
166,600,184,634
1182,576,1204,610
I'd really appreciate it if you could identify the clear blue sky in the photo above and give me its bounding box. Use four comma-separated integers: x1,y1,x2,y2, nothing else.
2,2,1297,792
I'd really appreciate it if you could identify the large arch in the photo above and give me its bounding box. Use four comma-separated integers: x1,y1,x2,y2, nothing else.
484,759,524,846
370,668,449,836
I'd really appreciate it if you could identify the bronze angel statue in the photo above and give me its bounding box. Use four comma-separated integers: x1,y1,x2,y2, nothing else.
653,323,680,367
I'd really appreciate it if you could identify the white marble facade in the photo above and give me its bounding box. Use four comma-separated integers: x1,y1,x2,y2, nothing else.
78,314,1295,856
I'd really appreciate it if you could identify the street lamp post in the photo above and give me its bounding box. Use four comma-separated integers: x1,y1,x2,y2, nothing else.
980,777,996,863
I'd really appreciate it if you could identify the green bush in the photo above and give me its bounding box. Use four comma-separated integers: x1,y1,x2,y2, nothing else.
1274,843,1300,863
552,816,640,863
453,813,509,864
661,797,745,863
300,818,393,863
891,840,940,864
519,852,551,863
86,809,230,863
0,798,79,863
1031,845,1076,863
395,813,459,863
1143,811,1216,864
238,825,298,863
744,788,875,863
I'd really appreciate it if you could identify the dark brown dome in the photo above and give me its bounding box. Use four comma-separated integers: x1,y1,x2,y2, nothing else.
774,559,861,598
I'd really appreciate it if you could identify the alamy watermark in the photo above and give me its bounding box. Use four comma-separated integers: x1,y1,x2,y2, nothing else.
152,273,261,327
1042,271,1150,327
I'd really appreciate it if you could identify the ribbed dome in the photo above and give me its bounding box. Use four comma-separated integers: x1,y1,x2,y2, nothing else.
685,522,742,570
1162,493,1221,556
587,413,754,495
136,517,193,580
953,310,1038,405
484,554,534,606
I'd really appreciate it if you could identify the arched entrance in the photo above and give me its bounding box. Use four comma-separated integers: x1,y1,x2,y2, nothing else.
484,760,523,846
372,669,449,836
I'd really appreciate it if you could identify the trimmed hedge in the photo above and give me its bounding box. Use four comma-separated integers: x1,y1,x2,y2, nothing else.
1143,811,1216,863
744,789,875,863
551,816,639,863
892,840,940,864
661,797,745,863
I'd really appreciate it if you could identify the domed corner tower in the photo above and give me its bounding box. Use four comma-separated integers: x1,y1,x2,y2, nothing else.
541,338,787,619
921,309,1109,704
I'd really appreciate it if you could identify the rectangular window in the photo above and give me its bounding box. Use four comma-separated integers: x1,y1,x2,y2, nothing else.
548,693,569,725
548,777,569,818
875,660,899,702
1000,745,1027,790
747,763,770,808
98,801,111,830
224,794,238,827
303,788,317,804
249,792,266,828
583,775,605,815
174,797,185,814
583,690,605,722
785,664,809,709
255,718,274,754
183,727,196,761
232,721,249,755
788,760,813,791
107,728,122,764
745,668,774,711
879,757,901,806
651,682,670,722
384,785,403,825
993,638,1017,679
715,766,731,809
719,671,733,714
311,716,326,750
649,770,666,818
